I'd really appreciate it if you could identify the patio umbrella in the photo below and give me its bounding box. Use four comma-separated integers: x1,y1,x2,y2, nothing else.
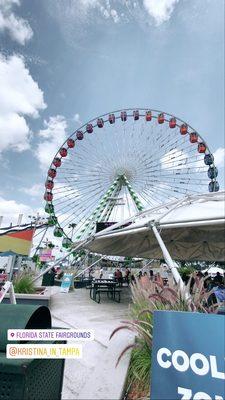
84,192,225,263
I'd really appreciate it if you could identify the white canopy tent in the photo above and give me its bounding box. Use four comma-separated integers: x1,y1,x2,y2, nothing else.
202,267,225,276
84,192,225,262
33,192,224,289
83,192,225,286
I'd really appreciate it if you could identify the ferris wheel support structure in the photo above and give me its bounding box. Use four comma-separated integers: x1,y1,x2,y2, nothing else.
71,175,144,263
42,107,219,266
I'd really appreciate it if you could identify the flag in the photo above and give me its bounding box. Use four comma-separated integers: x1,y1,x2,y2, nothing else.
0,226,35,256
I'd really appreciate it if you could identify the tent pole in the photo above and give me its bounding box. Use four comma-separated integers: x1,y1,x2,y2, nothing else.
73,256,104,279
32,240,88,283
8,255,16,282
151,224,185,290
9,282,16,304
139,259,154,275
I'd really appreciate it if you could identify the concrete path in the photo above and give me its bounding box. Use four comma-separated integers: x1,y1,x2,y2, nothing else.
49,286,133,399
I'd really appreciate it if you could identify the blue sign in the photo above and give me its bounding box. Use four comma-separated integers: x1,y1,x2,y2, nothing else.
60,273,73,293
151,311,225,400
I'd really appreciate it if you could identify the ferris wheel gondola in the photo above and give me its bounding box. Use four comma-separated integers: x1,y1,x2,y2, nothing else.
43,108,219,253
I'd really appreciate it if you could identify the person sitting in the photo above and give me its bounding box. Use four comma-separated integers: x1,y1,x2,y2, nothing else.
140,272,150,289
149,269,154,281
114,269,120,284
213,272,223,286
138,271,143,279
125,267,131,285
118,269,123,287
154,272,164,286
56,268,64,279
50,266,57,275
213,284,225,315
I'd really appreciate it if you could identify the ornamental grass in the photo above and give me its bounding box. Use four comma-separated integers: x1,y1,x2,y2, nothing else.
110,273,219,398
13,272,36,294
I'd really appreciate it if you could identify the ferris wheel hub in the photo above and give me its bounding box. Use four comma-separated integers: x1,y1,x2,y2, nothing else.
114,169,133,182
44,108,218,244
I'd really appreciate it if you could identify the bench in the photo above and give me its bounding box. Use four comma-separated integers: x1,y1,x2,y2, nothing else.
90,286,112,300
95,288,122,304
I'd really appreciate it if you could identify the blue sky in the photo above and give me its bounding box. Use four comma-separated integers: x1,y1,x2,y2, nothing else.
0,0,224,228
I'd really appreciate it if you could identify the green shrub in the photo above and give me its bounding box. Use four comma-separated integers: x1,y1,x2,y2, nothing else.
13,273,36,294
178,265,195,282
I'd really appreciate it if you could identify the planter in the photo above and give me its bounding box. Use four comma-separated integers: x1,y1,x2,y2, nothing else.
2,287,51,306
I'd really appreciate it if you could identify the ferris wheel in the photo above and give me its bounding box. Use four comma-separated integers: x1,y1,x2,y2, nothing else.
43,108,219,251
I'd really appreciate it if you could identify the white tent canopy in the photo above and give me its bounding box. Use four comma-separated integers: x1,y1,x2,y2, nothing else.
84,192,225,262
202,267,224,276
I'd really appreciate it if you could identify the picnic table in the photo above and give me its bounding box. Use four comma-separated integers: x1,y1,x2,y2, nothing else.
90,279,121,303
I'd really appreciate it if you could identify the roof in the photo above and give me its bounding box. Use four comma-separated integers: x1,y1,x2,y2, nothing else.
84,192,225,262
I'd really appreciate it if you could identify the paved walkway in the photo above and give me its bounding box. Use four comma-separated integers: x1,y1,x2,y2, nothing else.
49,286,133,399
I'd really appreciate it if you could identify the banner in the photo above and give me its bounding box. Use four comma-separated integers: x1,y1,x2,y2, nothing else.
39,248,52,262
0,274,7,283
60,273,74,293
151,311,225,400
0,227,35,256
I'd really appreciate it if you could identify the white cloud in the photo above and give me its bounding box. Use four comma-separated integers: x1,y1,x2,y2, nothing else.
0,196,33,227
80,0,121,23
73,113,82,124
0,54,46,153
48,0,122,33
0,0,33,44
143,0,179,25
100,5,110,19
111,9,119,23
80,0,99,7
0,112,30,152
21,183,43,198
36,115,67,171
214,147,225,168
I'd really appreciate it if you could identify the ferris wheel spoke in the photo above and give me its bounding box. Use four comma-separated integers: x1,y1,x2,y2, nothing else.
59,180,125,230
143,182,199,200
137,189,159,207
144,140,191,166
147,172,208,183
44,108,217,242
141,186,177,203
57,193,105,229
59,184,120,233
142,182,189,198
145,150,204,171
55,178,114,214
139,191,166,207
54,183,106,212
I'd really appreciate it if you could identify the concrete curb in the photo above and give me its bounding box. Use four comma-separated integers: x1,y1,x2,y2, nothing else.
77,330,135,400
